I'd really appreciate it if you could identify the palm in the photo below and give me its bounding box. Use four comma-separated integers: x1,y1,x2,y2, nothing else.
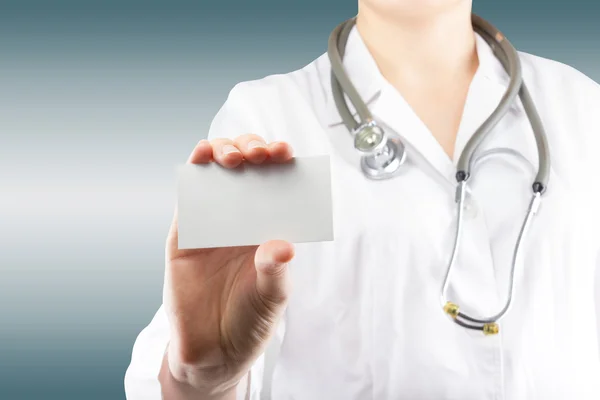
167,244,269,368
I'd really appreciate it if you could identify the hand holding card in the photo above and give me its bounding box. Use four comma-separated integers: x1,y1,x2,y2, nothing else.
160,135,333,399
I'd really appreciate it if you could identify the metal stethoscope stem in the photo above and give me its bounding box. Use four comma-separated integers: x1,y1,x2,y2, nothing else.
328,14,551,335
440,183,542,334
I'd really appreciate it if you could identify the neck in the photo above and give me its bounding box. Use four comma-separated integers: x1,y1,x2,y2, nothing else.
355,1,478,87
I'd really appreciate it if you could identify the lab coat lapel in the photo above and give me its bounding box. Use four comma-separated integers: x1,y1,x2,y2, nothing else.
454,73,513,164
368,84,459,186
454,34,539,178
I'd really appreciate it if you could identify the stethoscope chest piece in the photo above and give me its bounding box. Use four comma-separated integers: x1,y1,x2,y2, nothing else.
353,120,407,180
360,135,407,180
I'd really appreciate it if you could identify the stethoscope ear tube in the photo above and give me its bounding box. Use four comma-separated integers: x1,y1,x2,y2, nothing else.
462,14,551,194
455,15,522,179
328,17,373,132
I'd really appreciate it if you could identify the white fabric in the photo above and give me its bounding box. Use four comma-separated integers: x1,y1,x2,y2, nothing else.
125,27,600,399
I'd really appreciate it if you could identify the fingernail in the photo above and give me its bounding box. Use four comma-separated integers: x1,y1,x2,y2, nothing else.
247,140,266,150
222,145,240,155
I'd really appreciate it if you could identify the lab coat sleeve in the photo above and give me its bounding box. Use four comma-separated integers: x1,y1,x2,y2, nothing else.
596,253,600,361
596,130,600,363
124,82,281,399
588,79,600,362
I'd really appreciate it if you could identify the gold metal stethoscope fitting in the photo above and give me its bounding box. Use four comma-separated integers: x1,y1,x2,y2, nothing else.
483,323,500,336
443,302,460,319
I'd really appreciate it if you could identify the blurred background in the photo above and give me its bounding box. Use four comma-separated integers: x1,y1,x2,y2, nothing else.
0,0,598,398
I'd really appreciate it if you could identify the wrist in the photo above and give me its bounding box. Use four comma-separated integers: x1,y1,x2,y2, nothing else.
160,344,239,400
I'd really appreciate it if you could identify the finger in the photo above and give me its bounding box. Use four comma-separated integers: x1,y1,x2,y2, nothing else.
233,134,269,164
267,142,294,163
211,138,244,168
187,139,213,164
254,240,295,306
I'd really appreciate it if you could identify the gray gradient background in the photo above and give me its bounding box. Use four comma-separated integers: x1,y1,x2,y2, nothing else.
0,0,598,399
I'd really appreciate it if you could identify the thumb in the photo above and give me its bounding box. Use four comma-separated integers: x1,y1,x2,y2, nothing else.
254,240,295,307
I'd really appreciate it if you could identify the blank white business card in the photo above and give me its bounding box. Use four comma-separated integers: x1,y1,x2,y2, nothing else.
177,155,334,249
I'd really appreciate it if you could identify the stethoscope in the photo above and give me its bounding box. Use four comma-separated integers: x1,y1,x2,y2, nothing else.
327,14,551,335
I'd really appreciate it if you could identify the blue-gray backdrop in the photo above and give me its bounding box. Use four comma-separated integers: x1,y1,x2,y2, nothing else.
1,0,598,399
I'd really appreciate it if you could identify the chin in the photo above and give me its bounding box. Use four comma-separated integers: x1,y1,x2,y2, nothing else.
360,0,469,17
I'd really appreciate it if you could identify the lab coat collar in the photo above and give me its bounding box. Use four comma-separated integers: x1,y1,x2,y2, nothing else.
322,25,517,128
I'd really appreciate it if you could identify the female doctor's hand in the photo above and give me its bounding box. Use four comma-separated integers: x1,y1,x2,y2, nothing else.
160,134,296,398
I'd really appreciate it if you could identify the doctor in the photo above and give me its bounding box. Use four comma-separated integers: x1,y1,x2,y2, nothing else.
125,0,600,399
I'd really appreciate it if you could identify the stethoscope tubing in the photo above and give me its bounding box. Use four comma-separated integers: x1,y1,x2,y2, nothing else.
327,13,552,334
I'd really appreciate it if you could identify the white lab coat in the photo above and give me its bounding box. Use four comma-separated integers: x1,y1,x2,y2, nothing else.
125,26,600,399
